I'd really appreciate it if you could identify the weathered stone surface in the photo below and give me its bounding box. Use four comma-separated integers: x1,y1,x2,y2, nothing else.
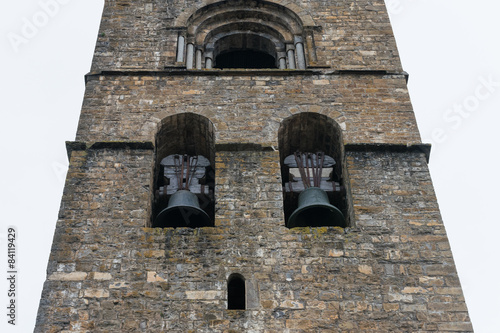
91,272,113,281
48,272,88,281
35,0,472,332
76,74,419,146
89,0,402,72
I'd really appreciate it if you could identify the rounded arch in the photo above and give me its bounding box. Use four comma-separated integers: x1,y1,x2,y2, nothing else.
200,21,290,47
193,10,295,44
278,113,344,167
176,0,310,69
208,30,283,54
156,113,216,167
175,0,315,28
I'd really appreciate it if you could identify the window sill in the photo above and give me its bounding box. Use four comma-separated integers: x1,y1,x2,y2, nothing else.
85,69,408,81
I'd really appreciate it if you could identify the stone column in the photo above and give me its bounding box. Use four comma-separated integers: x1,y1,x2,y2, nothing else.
286,44,296,69
294,36,306,69
186,42,195,69
278,51,287,69
196,48,203,69
205,51,214,69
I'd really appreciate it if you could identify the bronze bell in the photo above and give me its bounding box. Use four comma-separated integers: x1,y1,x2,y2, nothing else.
288,187,345,228
154,190,211,228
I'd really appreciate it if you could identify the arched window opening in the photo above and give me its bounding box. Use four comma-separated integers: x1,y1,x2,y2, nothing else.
228,274,246,310
213,33,278,69
152,113,215,228
178,1,308,69
278,113,348,228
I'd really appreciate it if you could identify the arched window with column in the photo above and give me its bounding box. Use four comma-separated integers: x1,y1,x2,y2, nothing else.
278,113,350,228
152,113,216,228
175,0,313,70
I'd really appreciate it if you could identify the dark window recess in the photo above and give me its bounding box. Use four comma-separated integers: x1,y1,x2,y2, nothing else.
278,113,348,228
228,275,246,310
152,113,216,228
215,50,277,69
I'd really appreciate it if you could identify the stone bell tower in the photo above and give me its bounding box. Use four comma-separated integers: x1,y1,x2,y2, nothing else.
36,0,473,332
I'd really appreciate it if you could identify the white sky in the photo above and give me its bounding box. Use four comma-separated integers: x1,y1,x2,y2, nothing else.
0,1,499,332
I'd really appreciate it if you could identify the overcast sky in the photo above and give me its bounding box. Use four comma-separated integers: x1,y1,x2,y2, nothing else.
1,1,499,332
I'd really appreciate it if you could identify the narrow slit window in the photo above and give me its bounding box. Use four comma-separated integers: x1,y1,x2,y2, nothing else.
228,274,246,310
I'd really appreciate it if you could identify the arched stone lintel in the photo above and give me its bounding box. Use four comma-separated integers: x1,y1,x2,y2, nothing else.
278,112,345,159
156,112,216,165
175,0,315,29
207,31,284,53
202,22,288,49
188,8,302,36
191,12,296,43
157,112,215,131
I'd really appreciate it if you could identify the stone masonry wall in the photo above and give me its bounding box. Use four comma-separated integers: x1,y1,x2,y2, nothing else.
76,73,419,145
36,149,472,332
91,0,402,71
35,0,473,332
